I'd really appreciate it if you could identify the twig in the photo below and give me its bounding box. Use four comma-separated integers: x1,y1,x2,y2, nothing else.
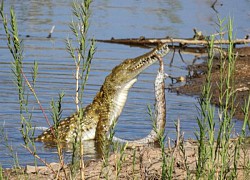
80,143,85,180
172,119,181,160
75,53,80,112
211,0,218,8
22,144,57,175
175,118,181,147
178,49,186,64
170,48,175,67
21,69,52,129
168,137,172,150
211,0,219,13
47,25,55,38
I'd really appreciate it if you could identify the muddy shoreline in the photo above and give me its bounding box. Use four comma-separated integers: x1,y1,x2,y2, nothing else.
173,46,250,121
3,139,250,179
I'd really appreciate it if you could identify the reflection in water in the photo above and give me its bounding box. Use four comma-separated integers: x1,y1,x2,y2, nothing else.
10,1,54,24
157,0,182,24
142,0,182,36
41,139,100,159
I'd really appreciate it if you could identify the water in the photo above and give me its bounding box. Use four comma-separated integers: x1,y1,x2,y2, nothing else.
0,0,249,168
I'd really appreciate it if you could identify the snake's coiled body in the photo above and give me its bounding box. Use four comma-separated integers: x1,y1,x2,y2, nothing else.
113,55,166,146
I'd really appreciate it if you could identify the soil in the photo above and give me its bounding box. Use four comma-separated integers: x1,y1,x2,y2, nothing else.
3,47,250,180
3,139,250,179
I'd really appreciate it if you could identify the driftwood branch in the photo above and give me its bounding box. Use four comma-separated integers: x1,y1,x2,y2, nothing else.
97,36,250,57
96,37,250,48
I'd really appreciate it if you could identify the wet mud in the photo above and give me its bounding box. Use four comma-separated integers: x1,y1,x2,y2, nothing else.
174,47,250,121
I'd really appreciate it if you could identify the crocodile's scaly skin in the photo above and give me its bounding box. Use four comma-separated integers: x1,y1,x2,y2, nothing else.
35,43,169,143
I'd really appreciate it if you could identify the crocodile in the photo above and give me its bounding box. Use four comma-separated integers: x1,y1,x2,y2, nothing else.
35,43,169,143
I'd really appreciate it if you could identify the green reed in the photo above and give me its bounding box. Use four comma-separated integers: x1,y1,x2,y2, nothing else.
1,0,95,179
147,104,172,179
195,16,250,179
0,1,39,168
50,92,68,178
99,119,116,180
114,142,128,179
65,0,95,179
0,165,2,180
195,34,216,179
216,17,237,179
0,126,20,169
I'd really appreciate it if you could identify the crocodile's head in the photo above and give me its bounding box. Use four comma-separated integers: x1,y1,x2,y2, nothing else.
107,43,169,88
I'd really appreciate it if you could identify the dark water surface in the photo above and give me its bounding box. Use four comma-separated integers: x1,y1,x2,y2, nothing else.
0,0,249,167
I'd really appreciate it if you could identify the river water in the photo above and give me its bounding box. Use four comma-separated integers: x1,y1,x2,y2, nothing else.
0,0,249,167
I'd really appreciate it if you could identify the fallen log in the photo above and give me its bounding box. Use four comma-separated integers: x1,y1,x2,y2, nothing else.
97,36,250,57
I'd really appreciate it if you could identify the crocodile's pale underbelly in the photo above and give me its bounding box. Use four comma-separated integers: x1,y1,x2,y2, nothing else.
110,78,137,126
81,128,96,140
